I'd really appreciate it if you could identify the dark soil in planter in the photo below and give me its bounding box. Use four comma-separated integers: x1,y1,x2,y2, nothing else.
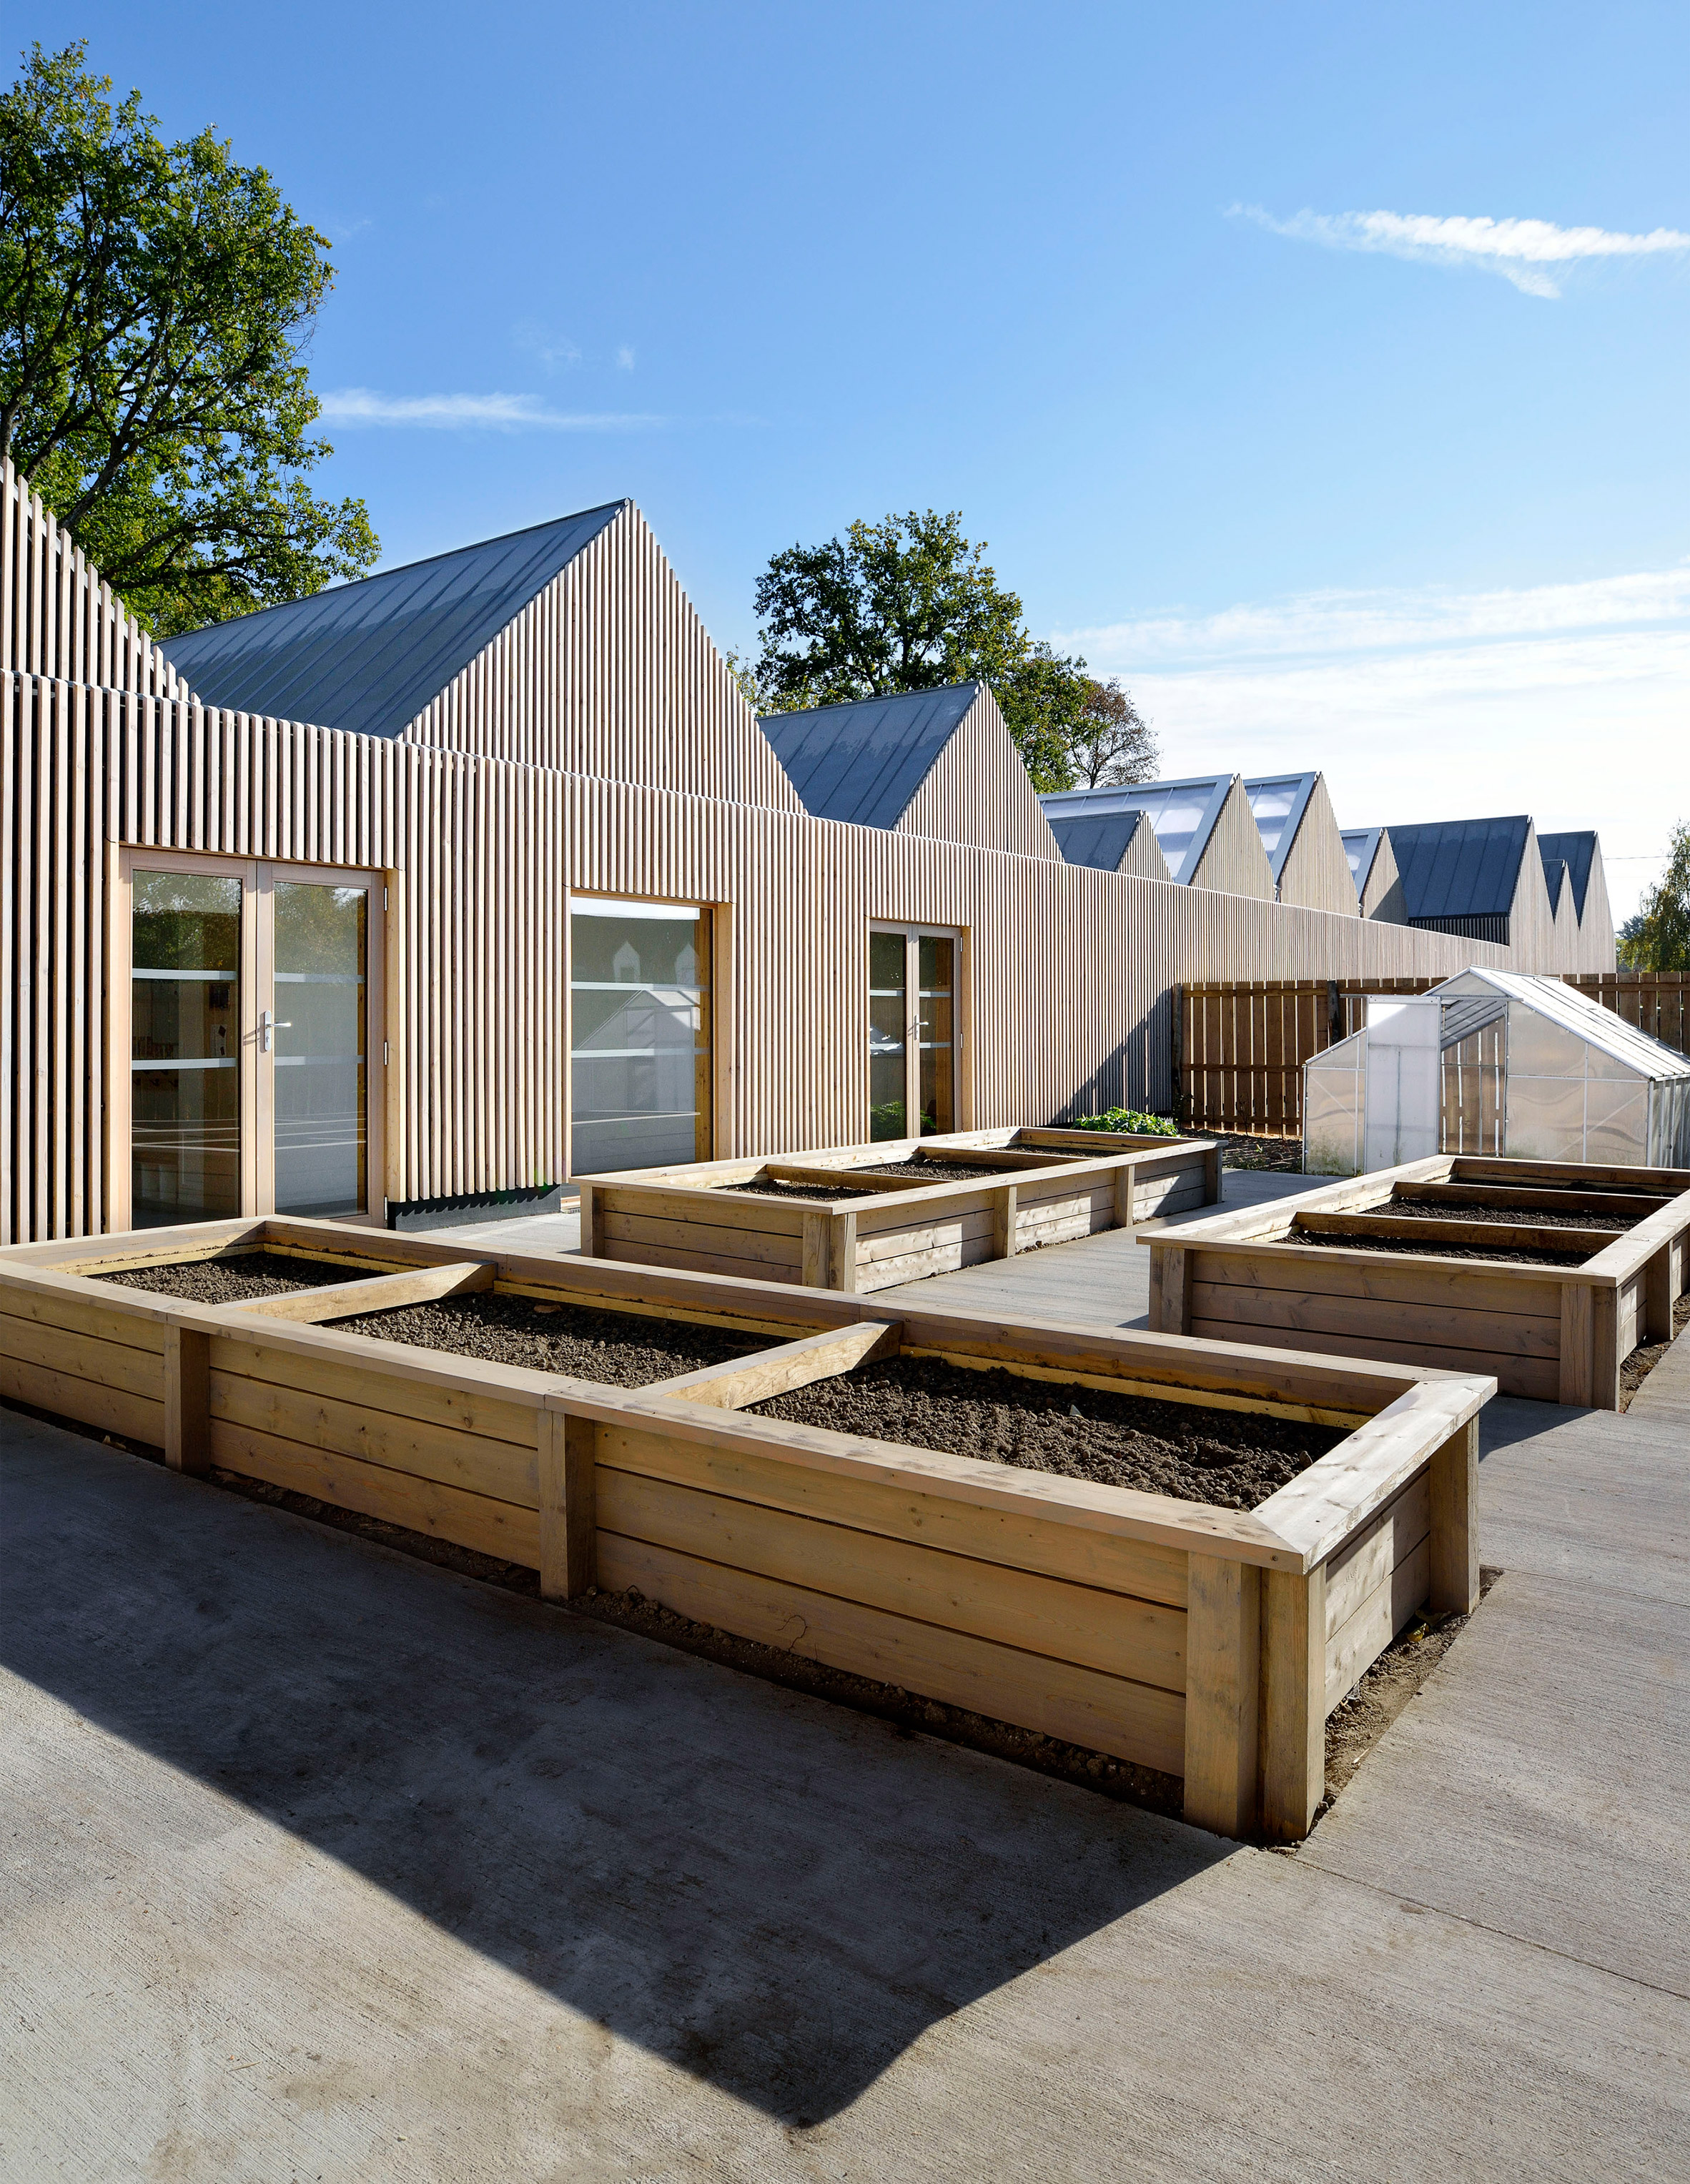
750,1354,1344,1510
325,1290,771,1385
720,1177,874,1202
93,1250,386,1303
1293,1229,1593,1266
857,1157,1024,1182
1386,1197,1646,1230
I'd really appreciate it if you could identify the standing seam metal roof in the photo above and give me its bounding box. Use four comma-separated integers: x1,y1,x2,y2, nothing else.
159,502,626,741
757,683,980,829
1537,831,1598,921
1387,816,1531,921
1047,809,1151,872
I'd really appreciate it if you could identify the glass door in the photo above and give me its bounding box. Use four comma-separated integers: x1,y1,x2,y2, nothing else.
119,853,382,1228
129,869,247,1225
868,925,962,1140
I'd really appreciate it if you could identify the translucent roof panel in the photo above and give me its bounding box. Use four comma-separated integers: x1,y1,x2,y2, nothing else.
1039,774,1233,883
1242,773,1318,879
1340,826,1383,886
1431,969,1690,1084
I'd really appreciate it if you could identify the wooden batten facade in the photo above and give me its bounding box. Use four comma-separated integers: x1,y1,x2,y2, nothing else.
1273,777,1360,918
0,456,1615,1245
1358,831,1408,923
1190,776,1276,899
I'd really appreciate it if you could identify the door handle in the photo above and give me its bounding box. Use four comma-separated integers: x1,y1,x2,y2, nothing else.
260,1009,293,1052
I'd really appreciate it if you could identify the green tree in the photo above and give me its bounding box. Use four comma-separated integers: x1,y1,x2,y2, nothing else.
751,509,1112,792
0,41,377,636
1619,821,1690,971
1067,675,1159,787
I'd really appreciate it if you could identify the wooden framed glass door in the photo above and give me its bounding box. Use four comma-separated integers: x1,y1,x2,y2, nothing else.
868,924,962,1140
114,851,385,1229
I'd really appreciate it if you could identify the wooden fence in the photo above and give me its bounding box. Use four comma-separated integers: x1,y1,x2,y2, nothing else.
1179,972,1690,1140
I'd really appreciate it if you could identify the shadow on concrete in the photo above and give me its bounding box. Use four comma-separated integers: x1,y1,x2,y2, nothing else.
1,1416,1229,2128
1478,1393,1588,1456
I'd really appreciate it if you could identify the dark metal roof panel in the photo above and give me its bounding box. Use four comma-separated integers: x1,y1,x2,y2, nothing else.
1387,816,1531,920
159,501,626,739
1537,831,1598,920
758,683,979,828
1047,809,1148,872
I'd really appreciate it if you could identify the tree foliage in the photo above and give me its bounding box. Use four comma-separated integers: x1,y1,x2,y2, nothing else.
1066,675,1159,787
0,41,377,636
1618,821,1690,971
751,508,1155,793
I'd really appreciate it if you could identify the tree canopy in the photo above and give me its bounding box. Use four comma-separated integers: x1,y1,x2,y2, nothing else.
0,41,377,636
751,509,1156,793
1618,821,1690,971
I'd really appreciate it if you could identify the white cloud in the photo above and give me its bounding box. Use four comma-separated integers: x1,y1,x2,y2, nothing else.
1054,568,1690,922
317,388,663,429
1230,204,1690,297
616,345,636,370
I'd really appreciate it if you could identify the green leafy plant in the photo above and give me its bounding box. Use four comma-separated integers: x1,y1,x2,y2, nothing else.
1067,1107,1178,1137
1618,821,1690,971
1,40,377,633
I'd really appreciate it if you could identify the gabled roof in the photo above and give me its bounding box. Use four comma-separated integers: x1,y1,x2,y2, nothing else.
1242,772,1319,882
1340,826,1385,889
1541,858,1570,915
1387,816,1531,921
1433,970,1690,1082
758,683,979,829
159,502,626,739
1047,807,1152,872
1039,774,1233,884
1538,831,1598,921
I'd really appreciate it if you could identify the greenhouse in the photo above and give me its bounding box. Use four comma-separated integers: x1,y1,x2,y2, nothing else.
1303,969,1690,1176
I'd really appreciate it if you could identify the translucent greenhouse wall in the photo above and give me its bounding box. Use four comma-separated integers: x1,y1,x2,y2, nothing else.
1363,999,1441,1172
1303,1029,1366,1175
1503,999,1650,1165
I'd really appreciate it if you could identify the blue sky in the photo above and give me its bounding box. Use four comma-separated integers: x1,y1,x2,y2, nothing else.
26,1,1690,916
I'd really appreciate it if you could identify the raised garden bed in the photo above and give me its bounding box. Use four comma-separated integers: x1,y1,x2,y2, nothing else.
1,1212,1491,1842
1147,1155,1690,1408
575,1125,1223,1293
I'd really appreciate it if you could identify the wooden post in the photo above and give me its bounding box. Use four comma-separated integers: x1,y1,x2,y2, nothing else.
830,1210,858,1295
538,1408,596,1601
1170,986,1184,1128
801,1210,830,1288
1201,1141,1223,1205
992,1182,1018,1260
1428,1418,1480,1616
163,1324,211,1476
1591,1285,1621,1412
1260,1563,1326,1842
1151,1243,1192,1335
577,1183,600,1257
1644,1244,1674,1343
1183,1553,1261,1839
1557,1283,1593,1405
1112,1161,1135,1232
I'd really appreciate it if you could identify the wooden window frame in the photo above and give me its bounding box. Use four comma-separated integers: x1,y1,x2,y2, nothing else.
108,846,390,1232
869,921,969,1138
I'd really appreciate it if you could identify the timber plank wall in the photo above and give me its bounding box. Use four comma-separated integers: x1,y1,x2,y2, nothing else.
1181,974,1686,1138
0,459,1613,1247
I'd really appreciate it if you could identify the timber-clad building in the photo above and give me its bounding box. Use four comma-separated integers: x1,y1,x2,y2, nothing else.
0,458,1615,1245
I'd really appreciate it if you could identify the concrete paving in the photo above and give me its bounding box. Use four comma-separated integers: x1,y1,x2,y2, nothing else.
1629,1313,1690,1430
5,1188,1689,2178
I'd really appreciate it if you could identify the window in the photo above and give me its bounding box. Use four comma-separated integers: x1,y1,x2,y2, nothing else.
570,899,712,1174
867,924,961,1140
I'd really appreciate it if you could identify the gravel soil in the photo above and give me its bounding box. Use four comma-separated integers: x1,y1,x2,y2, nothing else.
93,1250,383,1303
749,1353,1343,1511
1385,1198,1639,1230
719,1177,868,1202
324,1290,769,1384
1620,1292,1690,1410
719,1156,1024,1203
1211,1132,1304,1172
1294,1228,1591,1267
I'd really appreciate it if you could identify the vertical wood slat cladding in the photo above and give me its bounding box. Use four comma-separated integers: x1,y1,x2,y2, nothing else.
0,453,1618,1245
1191,780,1276,900
1276,779,1363,918
896,690,1062,859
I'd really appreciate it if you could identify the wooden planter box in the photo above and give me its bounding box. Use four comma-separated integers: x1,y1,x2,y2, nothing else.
576,1126,1222,1293
0,1214,1489,1842
1147,1155,1690,1408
